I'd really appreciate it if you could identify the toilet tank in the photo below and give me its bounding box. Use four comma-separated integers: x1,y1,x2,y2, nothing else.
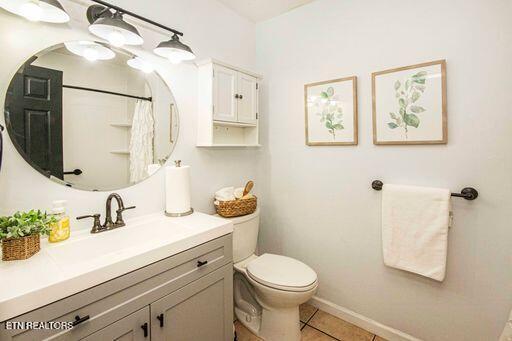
229,208,260,263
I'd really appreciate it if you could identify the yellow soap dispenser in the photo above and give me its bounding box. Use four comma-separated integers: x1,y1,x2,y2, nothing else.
49,200,70,243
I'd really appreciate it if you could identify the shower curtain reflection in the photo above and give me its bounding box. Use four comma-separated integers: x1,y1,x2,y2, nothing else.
129,100,154,183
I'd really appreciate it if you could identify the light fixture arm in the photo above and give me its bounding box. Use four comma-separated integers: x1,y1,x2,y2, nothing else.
88,0,184,37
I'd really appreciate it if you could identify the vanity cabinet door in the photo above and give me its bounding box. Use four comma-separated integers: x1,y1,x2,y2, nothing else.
81,306,150,341
150,264,233,341
213,65,238,123
236,72,258,125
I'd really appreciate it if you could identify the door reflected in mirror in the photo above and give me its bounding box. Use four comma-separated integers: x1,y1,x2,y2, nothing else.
4,41,178,191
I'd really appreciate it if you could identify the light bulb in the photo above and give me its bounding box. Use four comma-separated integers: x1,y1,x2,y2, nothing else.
141,64,154,74
20,1,43,22
83,48,99,62
107,30,126,47
167,54,182,65
127,57,154,74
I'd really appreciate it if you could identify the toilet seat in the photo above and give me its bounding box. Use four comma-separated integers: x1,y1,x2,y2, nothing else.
246,253,317,292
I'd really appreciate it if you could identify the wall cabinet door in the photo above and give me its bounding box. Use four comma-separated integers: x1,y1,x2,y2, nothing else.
81,307,150,341
236,73,258,125
213,65,238,123
150,264,233,341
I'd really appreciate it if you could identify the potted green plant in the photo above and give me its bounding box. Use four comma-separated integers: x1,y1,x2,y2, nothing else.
0,210,56,261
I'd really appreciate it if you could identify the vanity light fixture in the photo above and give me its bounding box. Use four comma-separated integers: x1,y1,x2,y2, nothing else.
86,1,195,64
64,41,115,62
154,34,196,64
0,0,70,23
89,11,143,47
127,56,154,74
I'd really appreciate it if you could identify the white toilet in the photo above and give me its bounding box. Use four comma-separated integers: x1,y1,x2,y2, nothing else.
227,209,318,341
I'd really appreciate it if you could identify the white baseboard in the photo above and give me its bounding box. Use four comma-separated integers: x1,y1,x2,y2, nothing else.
309,296,422,341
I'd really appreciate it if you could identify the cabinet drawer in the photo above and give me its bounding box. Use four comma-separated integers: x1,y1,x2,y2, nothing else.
1,234,232,341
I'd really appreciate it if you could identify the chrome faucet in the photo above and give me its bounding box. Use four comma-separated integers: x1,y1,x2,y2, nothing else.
77,193,135,234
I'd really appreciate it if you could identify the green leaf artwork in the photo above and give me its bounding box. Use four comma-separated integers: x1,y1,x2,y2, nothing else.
387,70,428,139
312,86,344,140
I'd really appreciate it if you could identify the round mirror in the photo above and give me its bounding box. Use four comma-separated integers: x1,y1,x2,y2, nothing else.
4,41,178,191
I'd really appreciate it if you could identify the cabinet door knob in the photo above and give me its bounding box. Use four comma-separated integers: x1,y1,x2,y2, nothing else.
235,94,240,99
239,95,243,99
157,313,164,327
197,260,208,267
141,322,149,337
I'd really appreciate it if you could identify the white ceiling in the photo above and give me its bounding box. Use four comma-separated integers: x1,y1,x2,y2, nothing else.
218,0,316,23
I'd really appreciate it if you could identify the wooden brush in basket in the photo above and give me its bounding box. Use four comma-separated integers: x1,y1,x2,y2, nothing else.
214,181,257,218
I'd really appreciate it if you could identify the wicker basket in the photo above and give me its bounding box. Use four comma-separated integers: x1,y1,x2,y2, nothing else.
2,234,40,261
215,196,257,218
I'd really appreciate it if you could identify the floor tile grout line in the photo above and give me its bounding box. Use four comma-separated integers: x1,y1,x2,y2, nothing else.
306,307,378,341
300,307,318,331
304,323,342,341
306,307,319,324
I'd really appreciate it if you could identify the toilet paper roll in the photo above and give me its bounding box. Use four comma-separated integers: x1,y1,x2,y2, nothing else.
165,165,192,215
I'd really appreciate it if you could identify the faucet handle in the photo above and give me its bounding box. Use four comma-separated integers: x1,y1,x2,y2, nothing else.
77,214,103,234
115,206,136,227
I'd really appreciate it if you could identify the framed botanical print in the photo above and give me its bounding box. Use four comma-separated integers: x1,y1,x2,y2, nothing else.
305,76,358,146
372,60,447,145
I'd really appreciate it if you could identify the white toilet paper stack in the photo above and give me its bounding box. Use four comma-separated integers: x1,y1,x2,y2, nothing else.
165,161,193,216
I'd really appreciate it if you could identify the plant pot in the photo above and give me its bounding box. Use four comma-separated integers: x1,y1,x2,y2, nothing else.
1,234,40,261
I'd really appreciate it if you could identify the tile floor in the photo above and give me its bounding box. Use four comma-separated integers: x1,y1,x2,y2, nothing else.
234,303,388,341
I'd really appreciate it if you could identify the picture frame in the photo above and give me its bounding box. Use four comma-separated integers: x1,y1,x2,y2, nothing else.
372,60,447,145
304,76,358,146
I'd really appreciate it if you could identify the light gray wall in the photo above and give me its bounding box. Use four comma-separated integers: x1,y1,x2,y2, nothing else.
255,0,512,340
0,0,262,229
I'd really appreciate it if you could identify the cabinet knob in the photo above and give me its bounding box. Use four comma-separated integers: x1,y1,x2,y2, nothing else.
239,95,243,99
141,322,149,337
235,94,240,99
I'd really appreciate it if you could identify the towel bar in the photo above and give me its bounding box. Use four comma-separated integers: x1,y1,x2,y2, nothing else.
371,180,478,201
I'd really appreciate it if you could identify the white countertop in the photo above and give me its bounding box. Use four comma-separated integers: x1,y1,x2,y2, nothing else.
0,211,233,322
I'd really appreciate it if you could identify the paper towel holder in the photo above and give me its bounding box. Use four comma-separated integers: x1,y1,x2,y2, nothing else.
165,208,194,217
165,159,194,217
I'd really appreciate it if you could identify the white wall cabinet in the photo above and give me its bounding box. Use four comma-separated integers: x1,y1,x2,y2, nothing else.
198,59,262,147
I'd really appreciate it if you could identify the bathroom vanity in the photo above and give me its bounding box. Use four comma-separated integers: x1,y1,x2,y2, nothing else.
0,213,234,341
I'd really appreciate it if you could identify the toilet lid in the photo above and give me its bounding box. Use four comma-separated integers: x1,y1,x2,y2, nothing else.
246,254,317,291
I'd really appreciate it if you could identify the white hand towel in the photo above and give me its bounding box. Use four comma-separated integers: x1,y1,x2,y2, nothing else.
382,184,451,281
215,187,235,201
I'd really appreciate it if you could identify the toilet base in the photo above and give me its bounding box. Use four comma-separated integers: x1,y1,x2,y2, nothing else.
235,305,302,341
235,306,261,335
259,306,301,341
